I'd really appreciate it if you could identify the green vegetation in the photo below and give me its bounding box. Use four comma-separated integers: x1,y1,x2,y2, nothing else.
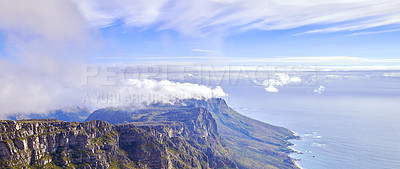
91,130,118,145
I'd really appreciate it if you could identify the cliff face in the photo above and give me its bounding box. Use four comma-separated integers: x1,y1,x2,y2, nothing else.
181,99,299,169
87,99,299,169
1,98,298,169
0,108,236,168
0,119,123,169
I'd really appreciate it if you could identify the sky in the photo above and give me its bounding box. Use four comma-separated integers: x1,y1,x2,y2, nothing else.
0,0,400,115
1,0,400,64
80,0,400,65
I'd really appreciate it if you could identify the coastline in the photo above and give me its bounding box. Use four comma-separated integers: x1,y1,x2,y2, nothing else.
289,146,303,169
289,131,303,169
294,160,303,169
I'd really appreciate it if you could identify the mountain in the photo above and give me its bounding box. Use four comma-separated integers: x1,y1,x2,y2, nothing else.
0,108,236,168
7,106,91,122
87,98,299,169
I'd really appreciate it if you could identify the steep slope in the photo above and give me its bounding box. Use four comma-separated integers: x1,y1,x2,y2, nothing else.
0,119,131,168
182,99,299,169
87,98,299,169
0,114,236,168
87,107,237,168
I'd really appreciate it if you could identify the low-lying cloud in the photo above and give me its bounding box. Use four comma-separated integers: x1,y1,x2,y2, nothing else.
83,79,226,109
0,0,93,118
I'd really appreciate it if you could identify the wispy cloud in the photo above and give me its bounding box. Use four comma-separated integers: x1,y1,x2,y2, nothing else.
129,56,400,65
192,48,214,53
107,56,400,71
350,28,400,36
72,0,400,35
214,56,400,66
293,14,400,36
135,56,214,60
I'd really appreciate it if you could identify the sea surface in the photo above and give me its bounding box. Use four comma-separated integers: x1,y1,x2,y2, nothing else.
221,71,400,169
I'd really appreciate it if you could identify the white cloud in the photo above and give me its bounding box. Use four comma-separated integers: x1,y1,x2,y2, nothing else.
254,73,302,93
293,14,400,36
192,48,214,53
71,0,400,35
133,56,400,69
383,72,400,77
314,85,325,94
0,0,89,42
72,0,168,27
350,28,400,36
311,142,326,147
136,56,212,60
0,0,94,116
84,79,226,108
265,85,279,93
125,79,226,102
226,56,400,64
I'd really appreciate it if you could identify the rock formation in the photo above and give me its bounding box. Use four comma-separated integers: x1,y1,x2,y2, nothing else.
0,107,236,168
87,98,299,169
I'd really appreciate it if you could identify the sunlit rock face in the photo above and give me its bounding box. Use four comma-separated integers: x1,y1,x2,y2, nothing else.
0,107,236,169
87,98,299,169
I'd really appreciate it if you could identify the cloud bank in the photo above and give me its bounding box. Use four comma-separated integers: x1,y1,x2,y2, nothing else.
83,79,226,109
0,0,93,118
73,0,400,35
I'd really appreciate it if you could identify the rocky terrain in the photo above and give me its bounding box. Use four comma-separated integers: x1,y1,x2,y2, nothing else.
87,98,299,169
0,107,236,168
0,98,298,169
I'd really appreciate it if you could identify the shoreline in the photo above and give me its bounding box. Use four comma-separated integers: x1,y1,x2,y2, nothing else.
289,131,303,169
289,147,303,169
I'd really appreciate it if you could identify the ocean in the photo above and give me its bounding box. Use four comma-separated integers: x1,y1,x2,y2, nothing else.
221,71,400,169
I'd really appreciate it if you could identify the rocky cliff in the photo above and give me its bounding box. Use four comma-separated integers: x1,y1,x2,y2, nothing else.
87,98,299,169
0,108,236,168
0,98,298,169
181,99,299,169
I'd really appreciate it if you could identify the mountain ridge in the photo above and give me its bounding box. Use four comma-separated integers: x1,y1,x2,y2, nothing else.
0,98,299,168
0,107,237,168
87,98,299,169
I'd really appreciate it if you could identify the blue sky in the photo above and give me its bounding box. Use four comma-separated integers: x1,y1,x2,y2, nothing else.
1,0,400,66
94,24,400,63
71,0,400,65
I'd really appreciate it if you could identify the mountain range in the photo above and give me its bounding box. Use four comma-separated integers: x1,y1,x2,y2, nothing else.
0,98,299,169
